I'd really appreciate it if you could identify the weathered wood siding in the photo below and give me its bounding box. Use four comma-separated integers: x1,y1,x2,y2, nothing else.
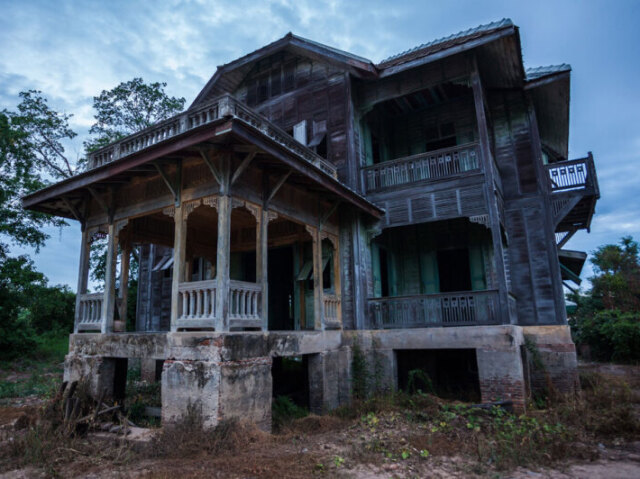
490,90,565,325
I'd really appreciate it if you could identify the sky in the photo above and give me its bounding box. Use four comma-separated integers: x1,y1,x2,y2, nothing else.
1,0,639,290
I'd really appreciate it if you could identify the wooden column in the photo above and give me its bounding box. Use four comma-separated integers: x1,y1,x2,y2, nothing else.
308,225,324,331
216,194,232,331
471,60,510,324
74,227,91,333
170,205,187,331
101,223,118,334
257,207,269,331
118,242,131,328
332,236,342,326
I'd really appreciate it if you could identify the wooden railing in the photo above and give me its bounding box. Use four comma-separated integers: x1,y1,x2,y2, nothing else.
76,292,104,331
323,293,341,325
178,279,218,326
87,94,337,178
545,155,598,193
362,143,481,193
228,280,262,327
368,290,500,329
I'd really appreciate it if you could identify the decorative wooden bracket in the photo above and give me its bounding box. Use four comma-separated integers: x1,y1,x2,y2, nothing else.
87,187,110,218
153,159,181,206
61,196,84,224
319,201,341,228
199,148,222,186
230,149,257,186
265,170,292,205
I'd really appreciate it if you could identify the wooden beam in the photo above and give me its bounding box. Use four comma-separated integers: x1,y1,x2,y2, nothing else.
153,161,178,199
230,149,257,185
319,200,341,228
87,187,109,216
266,170,292,204
199,148,222,186
61,196,83,223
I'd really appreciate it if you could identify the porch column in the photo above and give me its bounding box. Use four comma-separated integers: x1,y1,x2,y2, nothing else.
118,242,131,329
257,207,269,331
74,227,91,333
216,194,232,331
170,205,187,331
101,223,118,334
308,225,324,331
332,236,343,326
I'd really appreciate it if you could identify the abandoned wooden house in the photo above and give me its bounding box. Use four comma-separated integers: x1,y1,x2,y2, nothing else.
23,19,599,428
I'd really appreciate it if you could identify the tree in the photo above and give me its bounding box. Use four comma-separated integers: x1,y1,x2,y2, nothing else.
85,77,185,153
590,236,640,312
0,91,74,256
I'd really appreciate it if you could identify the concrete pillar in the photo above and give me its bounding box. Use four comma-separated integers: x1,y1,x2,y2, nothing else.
117,242,131,331
476,348,527,412
522,325,579,397
308,226,324,331
162,356,272,431
74,227,91,333
308,349,350,414
63,355,120,401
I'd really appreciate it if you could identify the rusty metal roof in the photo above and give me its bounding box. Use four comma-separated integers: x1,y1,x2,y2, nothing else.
378,18,514,68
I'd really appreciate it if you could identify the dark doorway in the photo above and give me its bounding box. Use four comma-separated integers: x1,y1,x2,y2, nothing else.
271,356,310,408
268,246,294,330
396,349,481,402
437,248,471,292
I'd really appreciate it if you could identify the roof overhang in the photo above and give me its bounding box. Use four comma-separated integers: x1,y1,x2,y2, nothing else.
525,66,571,160
559,248,587,285
22,117,384,221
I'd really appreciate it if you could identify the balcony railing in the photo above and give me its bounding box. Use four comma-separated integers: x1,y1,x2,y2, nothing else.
362,143,481,193
545,154,598,194
323,293,341,327
228,280,262,328
177,279,218,328
368,290,500,329
87,94,337,178
76,292,104,331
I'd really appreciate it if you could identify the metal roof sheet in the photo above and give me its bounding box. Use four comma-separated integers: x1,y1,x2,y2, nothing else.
378,18,514,68
525,64,571,81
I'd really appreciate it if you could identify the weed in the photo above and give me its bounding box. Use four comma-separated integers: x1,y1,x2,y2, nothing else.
333,455,345,467
272,395,308,430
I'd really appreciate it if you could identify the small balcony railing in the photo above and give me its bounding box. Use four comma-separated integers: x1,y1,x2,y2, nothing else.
362,143,481,193
368,290,500,329
87,94,337,178
545,154,598,194
178,279,218,326
76,292,104,331
228,280,262,328
323,293,341,327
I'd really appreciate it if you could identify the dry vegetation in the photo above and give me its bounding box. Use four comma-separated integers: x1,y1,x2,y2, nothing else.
1,364,640,478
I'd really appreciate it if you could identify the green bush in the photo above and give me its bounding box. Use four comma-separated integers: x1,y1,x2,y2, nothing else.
573,310,640,363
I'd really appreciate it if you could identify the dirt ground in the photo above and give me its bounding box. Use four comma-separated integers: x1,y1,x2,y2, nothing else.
1,363,640,478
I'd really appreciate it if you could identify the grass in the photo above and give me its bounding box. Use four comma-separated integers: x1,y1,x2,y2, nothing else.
0,331,67,400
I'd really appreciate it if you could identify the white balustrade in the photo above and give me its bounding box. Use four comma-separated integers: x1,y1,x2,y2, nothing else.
178,279,218,325
228,280,261,323
76,292,104,331
323,293,341,324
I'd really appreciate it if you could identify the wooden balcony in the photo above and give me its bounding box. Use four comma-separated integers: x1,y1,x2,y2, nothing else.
362,143,481,193
87,93,337,178
368,290,501,329
545,153,599,233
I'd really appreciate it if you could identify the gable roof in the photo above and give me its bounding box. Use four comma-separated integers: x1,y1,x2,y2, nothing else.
525,64,571,83
190,32,377,108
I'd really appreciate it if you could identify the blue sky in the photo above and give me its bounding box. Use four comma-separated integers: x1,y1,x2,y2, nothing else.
1,0,639,289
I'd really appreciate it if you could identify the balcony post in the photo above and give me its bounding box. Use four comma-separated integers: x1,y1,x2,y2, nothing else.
74,227,91,333
257,207,269,331
170,205,187,331
471,60,510,324
307,225,324,331
101,222,120,334
118,241,131,329
216,194,231,332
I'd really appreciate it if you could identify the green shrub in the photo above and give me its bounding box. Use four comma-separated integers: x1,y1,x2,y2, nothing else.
272,395,308,429
574,310,640,362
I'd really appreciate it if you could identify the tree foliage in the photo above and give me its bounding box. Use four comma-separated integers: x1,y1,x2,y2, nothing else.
570,236,640,363
85,77,185,152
